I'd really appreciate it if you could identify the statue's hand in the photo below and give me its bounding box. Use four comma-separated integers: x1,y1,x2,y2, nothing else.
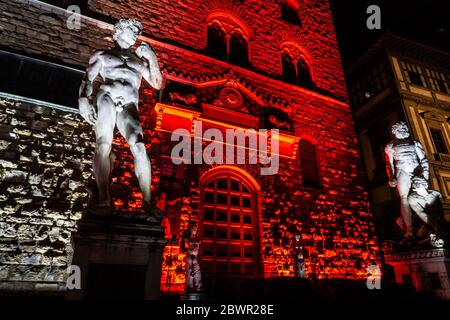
136,42,157,62
389,179,398,188
79,97,97,125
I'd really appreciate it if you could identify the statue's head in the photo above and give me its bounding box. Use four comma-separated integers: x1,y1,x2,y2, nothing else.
113,18,142,49
190,224,198,237
391,121,410,139
411,176,429,191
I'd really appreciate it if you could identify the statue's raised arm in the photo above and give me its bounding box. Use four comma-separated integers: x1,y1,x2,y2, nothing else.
136,42,163,90
384,143,396,187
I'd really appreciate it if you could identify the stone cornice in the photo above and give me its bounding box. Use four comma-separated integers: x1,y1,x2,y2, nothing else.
385,248,450,262
27,0,349,109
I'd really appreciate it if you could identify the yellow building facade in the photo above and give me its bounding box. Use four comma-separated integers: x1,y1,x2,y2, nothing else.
348,34,450,239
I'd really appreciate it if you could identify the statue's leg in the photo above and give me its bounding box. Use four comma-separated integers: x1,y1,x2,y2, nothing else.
93,93,116,209
193,260,202,291
410,197,443,236
116,105,152,207
409,199,429,224
186,258,193,292
397,171,413,236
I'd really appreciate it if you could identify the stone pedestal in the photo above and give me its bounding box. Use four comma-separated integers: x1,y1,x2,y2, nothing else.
66,214,167,300
384,248,450,299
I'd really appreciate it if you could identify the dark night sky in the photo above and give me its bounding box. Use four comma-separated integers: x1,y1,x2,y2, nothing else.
330,0,450,68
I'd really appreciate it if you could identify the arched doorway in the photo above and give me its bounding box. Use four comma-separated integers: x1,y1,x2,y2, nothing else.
199,166,261,295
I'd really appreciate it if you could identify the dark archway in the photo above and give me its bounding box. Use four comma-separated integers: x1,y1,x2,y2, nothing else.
206,24,227,61
229,32,249,68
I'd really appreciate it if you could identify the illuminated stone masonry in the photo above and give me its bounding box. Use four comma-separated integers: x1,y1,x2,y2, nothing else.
0,95,94,291
0,0,380,297
0,91,159,292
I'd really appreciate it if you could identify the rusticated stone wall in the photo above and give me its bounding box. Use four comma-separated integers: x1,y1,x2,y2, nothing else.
0,90,160,292
0,96,93,292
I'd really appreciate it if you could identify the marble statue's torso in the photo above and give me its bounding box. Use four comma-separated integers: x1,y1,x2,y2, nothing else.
97,49,146,107
390,141,420,173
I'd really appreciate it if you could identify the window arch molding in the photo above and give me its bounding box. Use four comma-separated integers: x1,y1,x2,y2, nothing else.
284,0,301,10
205,12,252,66
279,42,315,87
200,165,261,192
280,0,303,27
206,12,251,41
207,20,227,37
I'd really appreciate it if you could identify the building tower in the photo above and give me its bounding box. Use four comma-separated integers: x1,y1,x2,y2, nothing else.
0,0,379,297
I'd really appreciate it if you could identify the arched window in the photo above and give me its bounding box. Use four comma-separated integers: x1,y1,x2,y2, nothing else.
281,52,297,85
206,24,227,61
281,1,302,27
229,32,249,67
280,43,314,89
205,13,250,68
299,140,320,187
199,168,261,293
297,59,313,89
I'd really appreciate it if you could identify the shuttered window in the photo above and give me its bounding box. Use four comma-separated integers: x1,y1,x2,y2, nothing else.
299,140,320,187
430,128,449,154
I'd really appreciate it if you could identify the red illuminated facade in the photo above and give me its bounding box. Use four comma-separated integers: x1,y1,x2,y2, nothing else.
87,0,381,295
0,0,380,297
